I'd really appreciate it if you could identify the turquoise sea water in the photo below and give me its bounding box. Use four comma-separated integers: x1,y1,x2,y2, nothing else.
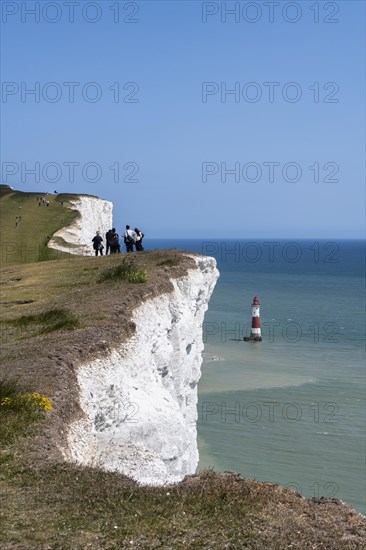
148,239,365,514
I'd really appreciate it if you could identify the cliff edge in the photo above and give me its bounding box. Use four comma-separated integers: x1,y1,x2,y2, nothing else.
64,254,219,484
48,195,113,256
0,250,218,481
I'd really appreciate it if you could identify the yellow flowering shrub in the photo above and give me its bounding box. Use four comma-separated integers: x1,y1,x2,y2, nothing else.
0,396,12,407
0,392,52,411
21,392,52,411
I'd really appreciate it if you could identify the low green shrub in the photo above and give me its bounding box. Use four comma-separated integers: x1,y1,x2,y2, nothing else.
157,258,180,267
98,258,147,284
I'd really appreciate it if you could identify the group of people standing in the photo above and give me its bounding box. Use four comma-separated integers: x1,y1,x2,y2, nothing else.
105,228,121,254
124,225,144,252
37,196,50,207
92,225,144,256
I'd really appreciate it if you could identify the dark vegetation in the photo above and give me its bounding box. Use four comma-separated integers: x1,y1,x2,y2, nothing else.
2,308,80,338
156,258,181,267
98,257,148,284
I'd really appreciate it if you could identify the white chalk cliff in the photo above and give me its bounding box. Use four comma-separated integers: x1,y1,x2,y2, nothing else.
64,255,219,485
48,196,112,255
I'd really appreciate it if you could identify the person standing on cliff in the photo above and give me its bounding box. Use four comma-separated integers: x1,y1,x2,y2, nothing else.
92,231,104,256
134,228,144,251
105,229,114,254
110,228,121,253
123,225,136,253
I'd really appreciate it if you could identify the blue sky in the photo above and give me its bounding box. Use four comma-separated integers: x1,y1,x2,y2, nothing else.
1,0,365,238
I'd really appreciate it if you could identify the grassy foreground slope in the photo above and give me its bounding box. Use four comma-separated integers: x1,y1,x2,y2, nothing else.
0,184,80,266
0,203,365,548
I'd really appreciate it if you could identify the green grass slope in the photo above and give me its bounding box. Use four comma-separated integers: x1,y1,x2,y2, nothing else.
0,184,80,266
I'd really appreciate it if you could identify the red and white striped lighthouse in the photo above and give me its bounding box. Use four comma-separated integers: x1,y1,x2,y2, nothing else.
244,295,262,342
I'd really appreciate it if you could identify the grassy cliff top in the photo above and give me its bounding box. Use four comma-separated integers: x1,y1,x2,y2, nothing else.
0,184,106,267
1,249,194,395
0,248,201,458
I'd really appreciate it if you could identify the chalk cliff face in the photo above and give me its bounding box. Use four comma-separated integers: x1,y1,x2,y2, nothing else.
64,255,219,485
48,196,113,255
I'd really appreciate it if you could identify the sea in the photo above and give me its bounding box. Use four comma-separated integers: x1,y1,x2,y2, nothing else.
148,239,365,514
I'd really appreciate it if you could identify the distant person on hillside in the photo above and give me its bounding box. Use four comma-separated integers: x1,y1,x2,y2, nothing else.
92,231,104,256
105,229,114,254
123,225,136,253
135,228,144,251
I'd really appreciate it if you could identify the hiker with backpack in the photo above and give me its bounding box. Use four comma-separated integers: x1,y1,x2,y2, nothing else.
110,229,121,253
92,231,104,256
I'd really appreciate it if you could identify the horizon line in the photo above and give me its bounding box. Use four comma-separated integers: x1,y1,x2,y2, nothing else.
144,236,366,241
